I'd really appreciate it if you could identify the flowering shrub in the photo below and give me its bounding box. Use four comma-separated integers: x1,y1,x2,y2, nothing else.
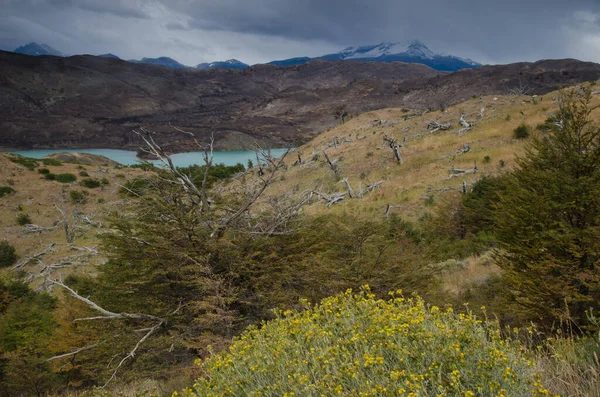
181,288,552,396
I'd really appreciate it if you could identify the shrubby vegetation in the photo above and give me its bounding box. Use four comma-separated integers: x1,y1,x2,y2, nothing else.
0,241,17,268
495,89,600,330
176,162,245,187
0,279,58,396
1,89,600,395
186,288,550,397
0,186,15,198
16,213,31,226
42,158,62,166
55,173,77,183
80,178,101,188
8,155,38,170
69,190,89,204
514,122,531,139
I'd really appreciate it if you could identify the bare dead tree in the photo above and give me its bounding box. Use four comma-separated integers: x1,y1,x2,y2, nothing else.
508,79,532,97
314,179,382,207
459,114,472,129
334,105,350,123
53,190,95,244
293,150,303,166
442,143,471,159
427,121,452,132
313,190,347,207
385,204,402,218
21,224,56,234
383,135,403,164
357,180,383,197
13,243,56,269
339,178,355,198
448,161,478,178
322,150,341,179
48,279,171,387
43,127,300,385
135,127,213,213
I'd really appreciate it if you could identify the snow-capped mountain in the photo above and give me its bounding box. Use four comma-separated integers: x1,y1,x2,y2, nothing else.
14,42,65,57
269,40,480,71
338,41,434,60
196,59,249,70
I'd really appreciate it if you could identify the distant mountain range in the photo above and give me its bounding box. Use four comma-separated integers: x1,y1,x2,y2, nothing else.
269,41,480,71
11,40,480,72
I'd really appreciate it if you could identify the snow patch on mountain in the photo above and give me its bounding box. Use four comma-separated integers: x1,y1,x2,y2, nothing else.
341,41,438,60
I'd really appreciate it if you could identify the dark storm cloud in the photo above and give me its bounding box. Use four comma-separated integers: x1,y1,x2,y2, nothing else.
2,0,600,65
167,0,600,63
49,0,152,19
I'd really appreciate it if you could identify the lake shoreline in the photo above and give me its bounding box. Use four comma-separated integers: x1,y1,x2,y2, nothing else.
7,148,291,168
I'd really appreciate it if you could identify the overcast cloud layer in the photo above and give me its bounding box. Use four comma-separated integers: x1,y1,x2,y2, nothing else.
1,0,600,66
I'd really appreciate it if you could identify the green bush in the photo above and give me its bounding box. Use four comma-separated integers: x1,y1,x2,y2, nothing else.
42,158,62,166
38,168,50,175
80,178,101,189
9,155,38,171
514,123,531,139
55,173,77,183
101,178,109,185
0,186,16,198
0,241,17,268
483,155,491,163
78,171,89,177
69,190,89,204
44,173,56,180
119,178,150,196
16,213,31,226
185,288,549,396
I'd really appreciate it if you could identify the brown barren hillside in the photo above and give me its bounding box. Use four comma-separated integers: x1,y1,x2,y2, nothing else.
1,50,600,153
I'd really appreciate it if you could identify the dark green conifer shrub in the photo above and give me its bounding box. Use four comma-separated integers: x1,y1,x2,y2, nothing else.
0,241,17,267
55,173,77,183
80,178,101,188
16,213,31,226
0,186,16,198
514,123,531,139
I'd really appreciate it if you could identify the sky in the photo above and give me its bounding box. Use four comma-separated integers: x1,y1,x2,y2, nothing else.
1,0,600,66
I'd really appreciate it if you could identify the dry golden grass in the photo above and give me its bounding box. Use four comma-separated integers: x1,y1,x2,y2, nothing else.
263,84,600,222
0,153,146,282
440,253,500,296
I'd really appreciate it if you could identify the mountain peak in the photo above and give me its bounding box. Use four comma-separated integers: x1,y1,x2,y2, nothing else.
14,42,64,57
339,40,434,60
98,53,120,59
196,59,249,70
138,57,186,69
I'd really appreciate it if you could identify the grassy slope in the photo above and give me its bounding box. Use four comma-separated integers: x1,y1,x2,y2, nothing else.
264,84,600,221
0,153,145,281
4,84,600,293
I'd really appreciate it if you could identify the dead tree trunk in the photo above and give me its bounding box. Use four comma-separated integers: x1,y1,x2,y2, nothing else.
323,150,340,179
340,178,355,198
293,150,303,166
383,136,403,164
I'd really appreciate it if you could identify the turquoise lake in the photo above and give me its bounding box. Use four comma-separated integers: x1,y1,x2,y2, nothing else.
9,148,290,167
